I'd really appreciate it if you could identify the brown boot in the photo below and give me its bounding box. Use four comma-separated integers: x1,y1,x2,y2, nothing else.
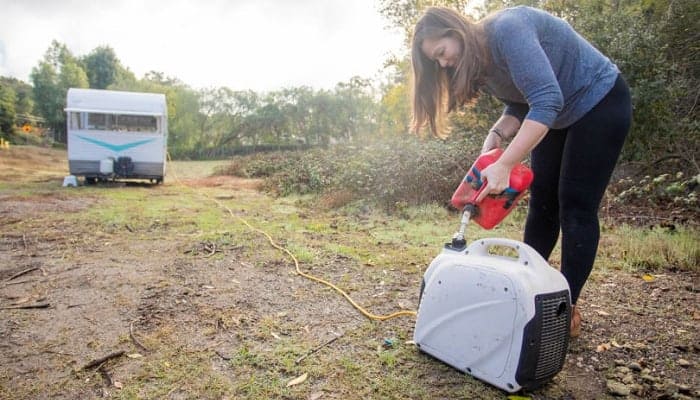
570,305,582,337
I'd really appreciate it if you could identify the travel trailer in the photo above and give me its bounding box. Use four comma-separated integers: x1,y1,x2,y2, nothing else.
65,88,168,184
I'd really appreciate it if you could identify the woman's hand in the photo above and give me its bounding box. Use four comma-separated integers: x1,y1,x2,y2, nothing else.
475,160,513,204
476,119,549,204
481,130,502,153
483,115,520,153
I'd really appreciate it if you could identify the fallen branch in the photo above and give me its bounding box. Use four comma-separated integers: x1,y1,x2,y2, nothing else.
4,278,36,286
0,302,50,310
5,267,39,282
82,350,126,370
130,321,149,352
295,333,343,364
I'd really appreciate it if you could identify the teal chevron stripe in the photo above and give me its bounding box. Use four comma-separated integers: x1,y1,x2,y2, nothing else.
77,135,156,152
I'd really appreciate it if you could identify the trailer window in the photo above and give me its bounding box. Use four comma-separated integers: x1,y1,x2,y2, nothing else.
87,113,110,130
69,112,84,129
86,113,158,132
113,115,158,132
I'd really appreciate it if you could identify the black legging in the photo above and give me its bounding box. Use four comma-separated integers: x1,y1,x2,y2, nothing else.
524,75,632,305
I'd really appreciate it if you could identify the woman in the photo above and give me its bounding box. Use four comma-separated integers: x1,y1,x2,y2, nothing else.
411,6,632,337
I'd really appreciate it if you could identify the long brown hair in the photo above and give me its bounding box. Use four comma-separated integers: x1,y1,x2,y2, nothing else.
411,7,490,138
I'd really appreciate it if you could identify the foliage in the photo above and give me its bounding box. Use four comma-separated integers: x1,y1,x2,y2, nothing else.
195,87,256,151
11,0,698,198
220,135,484,210
610,172,699,221
30,41,88,142
171,79,380,159
543,0,698,165
1,76,34,123
80,46,122,89
378,77,410,136
0,77,46,145
378,0,699,173
22,37,386,155
379,0,472,45
26,41,199,150
377,58,412,136
0,83,17,135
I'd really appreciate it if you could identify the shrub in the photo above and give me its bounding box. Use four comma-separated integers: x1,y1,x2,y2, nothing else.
219,135,485,210
602,170,700,228
612,173,699,211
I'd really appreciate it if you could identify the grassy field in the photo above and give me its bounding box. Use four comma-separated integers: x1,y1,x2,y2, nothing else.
0,146,698,399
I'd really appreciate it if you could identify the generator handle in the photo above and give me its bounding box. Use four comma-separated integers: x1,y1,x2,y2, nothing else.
466,238,536,267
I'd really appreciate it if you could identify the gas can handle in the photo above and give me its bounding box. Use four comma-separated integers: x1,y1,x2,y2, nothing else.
467,178,514,205
465,238,536,267
468,179,488,205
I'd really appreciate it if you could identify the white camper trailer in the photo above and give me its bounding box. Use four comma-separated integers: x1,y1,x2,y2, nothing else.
65,88,168,184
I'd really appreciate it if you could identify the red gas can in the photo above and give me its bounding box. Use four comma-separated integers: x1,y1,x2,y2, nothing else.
451,148,534,230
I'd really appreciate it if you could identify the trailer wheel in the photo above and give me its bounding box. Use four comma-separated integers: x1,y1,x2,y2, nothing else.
85,177,97,185
157,177,164,184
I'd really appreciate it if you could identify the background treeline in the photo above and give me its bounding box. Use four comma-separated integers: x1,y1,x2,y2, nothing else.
221,0,698,219
0,0,697,215
1,42,387,159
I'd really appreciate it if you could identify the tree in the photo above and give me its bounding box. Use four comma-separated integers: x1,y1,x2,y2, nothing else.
379,0,699,169
274,87,314,144
531,0,698,165
0,84,17,135
1,77,34,121
81,46,121,89
379,0,472,44
333,76,378,142
30,41,88,142
378,58,411,137
193,87,260,155
254,95,289,147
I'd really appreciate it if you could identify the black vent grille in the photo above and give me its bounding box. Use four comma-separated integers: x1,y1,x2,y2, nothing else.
534,293,570,379
515,289,571,389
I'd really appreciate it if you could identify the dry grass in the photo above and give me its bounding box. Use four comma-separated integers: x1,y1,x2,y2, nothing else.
1,146,698,400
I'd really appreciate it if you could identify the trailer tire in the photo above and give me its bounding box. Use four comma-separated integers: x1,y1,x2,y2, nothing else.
85,177,97,185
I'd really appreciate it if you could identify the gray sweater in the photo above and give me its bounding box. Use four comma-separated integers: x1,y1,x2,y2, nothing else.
482,6,620,129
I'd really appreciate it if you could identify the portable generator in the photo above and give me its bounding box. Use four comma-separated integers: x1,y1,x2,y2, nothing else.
413,149,570,393
414,236,571,393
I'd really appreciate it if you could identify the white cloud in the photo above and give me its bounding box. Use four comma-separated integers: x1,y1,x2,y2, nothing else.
0,0,404,91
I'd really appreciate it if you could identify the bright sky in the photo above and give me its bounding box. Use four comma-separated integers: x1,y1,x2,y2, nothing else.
0,0,406,92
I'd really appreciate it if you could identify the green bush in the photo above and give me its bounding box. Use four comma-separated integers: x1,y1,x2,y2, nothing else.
612,172,699,214
219,136,485,210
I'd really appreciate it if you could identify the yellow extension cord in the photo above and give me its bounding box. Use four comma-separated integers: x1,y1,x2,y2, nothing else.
167,155,417,321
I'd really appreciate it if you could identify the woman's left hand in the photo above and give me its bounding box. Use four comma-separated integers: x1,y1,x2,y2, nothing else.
475,161,512,204
481,131,501,153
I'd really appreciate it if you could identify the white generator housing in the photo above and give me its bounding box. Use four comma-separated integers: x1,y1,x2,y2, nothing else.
414,238,571,393
65,88,168,184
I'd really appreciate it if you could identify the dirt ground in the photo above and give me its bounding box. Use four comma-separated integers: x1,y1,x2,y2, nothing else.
0,146,698,400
